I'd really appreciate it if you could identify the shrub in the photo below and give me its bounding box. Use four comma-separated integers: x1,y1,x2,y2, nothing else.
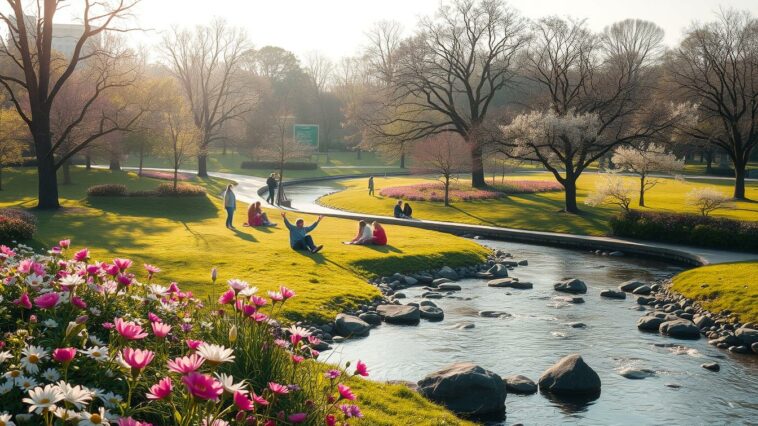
0,208,37,243
155,183,206,197
379,180,562,202
87,183,128,197
490,180,564,194
0,208,37,227
139,170,192,181
610,210,758,251
241,160,318,170
0,241,368,424
686,188,733,216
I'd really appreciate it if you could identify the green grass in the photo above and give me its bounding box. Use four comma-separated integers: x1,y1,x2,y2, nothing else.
670,261,758,323
319,174,758,236
1,168,487,323
116,151,404,179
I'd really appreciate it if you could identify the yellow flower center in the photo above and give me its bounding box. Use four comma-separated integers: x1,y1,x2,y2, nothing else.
10,370,20,378
40,398,50,404
93,351,102,357
28,354,39,364
0,420,6,426
90,414,102,423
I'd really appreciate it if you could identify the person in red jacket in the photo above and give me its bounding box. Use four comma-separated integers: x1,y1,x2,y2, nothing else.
371,221,387,246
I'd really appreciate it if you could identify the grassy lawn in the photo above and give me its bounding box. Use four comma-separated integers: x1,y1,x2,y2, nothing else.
319,174,758,236
671,261,758,323
114,150,405,179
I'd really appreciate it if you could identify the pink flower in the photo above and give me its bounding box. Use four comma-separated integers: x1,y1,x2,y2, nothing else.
251,313,268,323
325,414,336,426
324,370,341,380
279,286,295,300
13,293,32,309
104,264,120,276
354,360,369,377
34,292,60,309
102,322,115,330
337,384,356,401
121,347,155,370
251,392,269,406
185,339,204,351
267,291,284,302
234,390,254,411
146,377,173,400
339,404,363,418
74,248,89,262
17,259,33,273
218,289,235,305
59,239,71,249
288,413,307,424
240,304,256,317
86,265,101,275
52,347,77,363
0,245,16,258
291,355,304,364
118,418,153,426
167,282,180,293
307,336,321,346
268,382,289,395
182,372,223,401
251,296,267,307
168,354,205,374
71,296,87,309
144,264,160,276
151,322,171,339
115,317,148,340
147,312,162,323
117,274,133,287
113,258,132,271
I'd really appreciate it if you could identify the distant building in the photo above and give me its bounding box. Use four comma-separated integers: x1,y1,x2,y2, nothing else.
8,15,101,61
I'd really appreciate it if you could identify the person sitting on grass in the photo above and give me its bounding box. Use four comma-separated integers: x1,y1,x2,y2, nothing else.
344,220,373,245
393,200,406,218
281,212,324,253
371,221,387,246
403,202,413,219
245,201,277,227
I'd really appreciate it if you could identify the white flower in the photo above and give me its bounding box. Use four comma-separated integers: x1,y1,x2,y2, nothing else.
0,351,12,364
17,376,38,392
89,307,102,316
202,417,229,426
24,274,44,287
81,346,109,362
88,335,106,346
3,370,23,382
22,384,64,414
78,407,112,425
238,286,259,297
42,319,58,329
98,391,122,408
59,274,84,287
227,279,249,292
41,368,60,382
52,407,80,421
285,325,311,339
57,381,93,409
20,345,47,374
0,412,15,426
215,373,246,394
0,380,13,395
148,284,169,296
196,343,235,364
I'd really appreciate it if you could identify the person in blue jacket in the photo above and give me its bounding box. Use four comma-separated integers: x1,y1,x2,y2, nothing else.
281,212,324,253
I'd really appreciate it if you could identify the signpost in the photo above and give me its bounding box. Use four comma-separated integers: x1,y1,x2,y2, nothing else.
293,124,319,149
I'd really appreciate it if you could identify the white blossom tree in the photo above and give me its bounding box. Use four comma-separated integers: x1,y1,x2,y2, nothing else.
612,145,684,207
686,188,733,217
585,173,634,212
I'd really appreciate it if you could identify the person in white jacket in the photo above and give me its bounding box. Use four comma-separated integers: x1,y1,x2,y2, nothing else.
344,220,374,245
223,184,237,229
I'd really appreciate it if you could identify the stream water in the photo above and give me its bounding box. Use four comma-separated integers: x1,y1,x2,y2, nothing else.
286,182,758,425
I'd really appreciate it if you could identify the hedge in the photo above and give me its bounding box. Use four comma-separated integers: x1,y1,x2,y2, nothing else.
0,208,37,243
610,210,758,252
87,184,128,197
240,161,318,170
87,183,206,198
154,183,206,197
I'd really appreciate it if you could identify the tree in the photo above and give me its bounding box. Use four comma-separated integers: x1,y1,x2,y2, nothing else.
0,107,27,190
686,188,733,216
304,51,337,159
612,145,684,206
370,0,528,187
667,10,758,199
0,1,143,208
585,173,634,212
161,99,199,192
499,18,677,213
161,19,255,177
411,133,471,206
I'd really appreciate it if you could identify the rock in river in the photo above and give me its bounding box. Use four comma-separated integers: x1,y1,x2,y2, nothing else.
619,367,656,379
600,289,626,299
487,263,509,278
701,362,720,372
418,363,506,421
376,304,421,325
437,283,462,291
334,314,370,337
632,285,652,295
538,354,601,395
488,278,533,289
358,312,381,325
504,375,537,394
735,327,758,346
554,278,587,294
479,310,512,318
659,319,701,339
420,305,445,321
619,280,646,292
438,266,459,281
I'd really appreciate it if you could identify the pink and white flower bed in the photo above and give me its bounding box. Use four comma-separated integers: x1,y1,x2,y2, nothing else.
138,170,193,182
379,180,562,202
0,241,366,425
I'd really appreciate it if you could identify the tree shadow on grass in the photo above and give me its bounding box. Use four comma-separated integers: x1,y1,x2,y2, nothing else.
84,195,218,220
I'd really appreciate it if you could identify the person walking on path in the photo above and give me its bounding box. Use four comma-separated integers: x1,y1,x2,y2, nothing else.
266,173,278,204
281,212,324,253
368,176,375,196
223,184,237,229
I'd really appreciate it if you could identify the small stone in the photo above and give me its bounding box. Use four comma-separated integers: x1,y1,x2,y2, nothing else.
479,310,511,318
632,285,652,295
665,383,682,389
437,283,462,291
619,367,656,379
701,362,720,372
619,280,646,292
420,305,445,321
567,322,587,328
554,278,587,294
504,375,537,394
600,289,626,299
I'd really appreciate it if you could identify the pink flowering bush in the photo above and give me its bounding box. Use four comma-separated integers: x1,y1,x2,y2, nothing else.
490,180,564,194
380,180,563,202
0,241,365,425
138,170,192,182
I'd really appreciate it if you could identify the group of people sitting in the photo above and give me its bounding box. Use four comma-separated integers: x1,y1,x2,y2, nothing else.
393,200,413,219
344,220,387,246
245,201,277,227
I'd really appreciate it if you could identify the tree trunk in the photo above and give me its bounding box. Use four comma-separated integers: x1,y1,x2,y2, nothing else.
174,166,179,192
138,144,144,176
734,163,746,199
564,178,579,213
62,160,72,185
705,152,713,173
34,125,60,209
197,153,208,177
469,138,486,188
0,167,3,190
399,152,405,169
356,149,362,160
639,175,645,207
222,140,227,155
109,158,121,171
444,176,450,207
85,154,91,170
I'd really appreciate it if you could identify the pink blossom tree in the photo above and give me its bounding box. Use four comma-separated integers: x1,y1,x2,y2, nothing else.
411,133,471,206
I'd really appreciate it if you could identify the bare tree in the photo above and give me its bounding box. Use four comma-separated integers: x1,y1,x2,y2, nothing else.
612,144,683,206
499,18,677,213
369,0,529,188
686,188,733,216
365,20,403,85
667,10,758,199
304,51,335,158
585,172,634,212
0,0,143,208
411,133,471,206
161,19,255,177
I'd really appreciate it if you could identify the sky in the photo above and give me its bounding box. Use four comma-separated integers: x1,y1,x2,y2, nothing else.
49,0,758,60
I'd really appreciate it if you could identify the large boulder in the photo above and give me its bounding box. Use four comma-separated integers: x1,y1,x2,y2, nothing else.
334,314,370,337
504,375,537,394
417,363,506,420
632,285,652,295
419,305,445,321
637,315,664,331
554,278,587,294
438,266,459,281
376,305,420,325
538,354,601,395
487,264,509,278
735,327,758,346
693,314,715,330
659,319,701,339
619,280,646,292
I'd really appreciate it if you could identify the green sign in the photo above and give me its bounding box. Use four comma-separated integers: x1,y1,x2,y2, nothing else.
293,124,319,148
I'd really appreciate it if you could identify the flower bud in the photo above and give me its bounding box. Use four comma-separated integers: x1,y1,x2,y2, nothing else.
229,325,238,343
